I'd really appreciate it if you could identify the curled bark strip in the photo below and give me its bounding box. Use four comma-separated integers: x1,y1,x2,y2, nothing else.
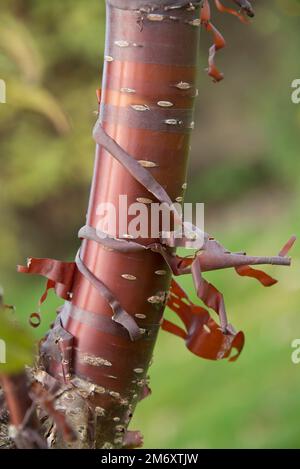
80,225,197,279
17,258,75,295
79,222,294,345
201,0,254,82
17,258,75,303
79,224,206,252
60,301,160,339
191,258,232,333
17,253,143,341
17,249,144,341
164,279,244,361
79,225,146,253
29,312,42,328
18,258,75,327
90,227,294,357
205,21,226,83
196,238,292,271
164,237,293,276
279,235,297,258
93,120,175,211
200,0,226,82
19,228,293,362
162,237,294,338
79,224,250,362
93,122,208,248
235,235,296,286
41,316,74,368
235,265,277,287
75,250,142,341
232,0,254,18
214,0,249,24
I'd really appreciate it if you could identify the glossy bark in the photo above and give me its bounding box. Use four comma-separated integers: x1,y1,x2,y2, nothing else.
42,0,200,449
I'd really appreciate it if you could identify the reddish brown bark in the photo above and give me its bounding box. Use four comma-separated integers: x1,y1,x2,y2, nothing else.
42,0,201,449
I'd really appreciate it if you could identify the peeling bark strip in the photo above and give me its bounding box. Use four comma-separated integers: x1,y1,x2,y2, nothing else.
13,0,295,449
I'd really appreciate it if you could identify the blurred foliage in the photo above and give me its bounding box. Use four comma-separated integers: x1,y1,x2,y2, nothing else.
0,0,299,449
0,287,34,374
0,0,106,274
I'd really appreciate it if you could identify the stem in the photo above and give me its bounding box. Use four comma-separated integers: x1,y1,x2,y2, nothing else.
0,374,32,428
0,373,44,448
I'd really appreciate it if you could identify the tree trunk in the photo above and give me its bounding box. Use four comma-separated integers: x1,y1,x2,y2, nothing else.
40,0,201,449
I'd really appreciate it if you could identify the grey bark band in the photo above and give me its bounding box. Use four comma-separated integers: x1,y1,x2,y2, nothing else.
61,301,160,340
100,104,194,133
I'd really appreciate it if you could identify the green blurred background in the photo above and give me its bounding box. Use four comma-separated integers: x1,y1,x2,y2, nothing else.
0,0,300,448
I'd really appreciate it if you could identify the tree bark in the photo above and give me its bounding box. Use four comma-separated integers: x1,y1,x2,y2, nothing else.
39,0,201,449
